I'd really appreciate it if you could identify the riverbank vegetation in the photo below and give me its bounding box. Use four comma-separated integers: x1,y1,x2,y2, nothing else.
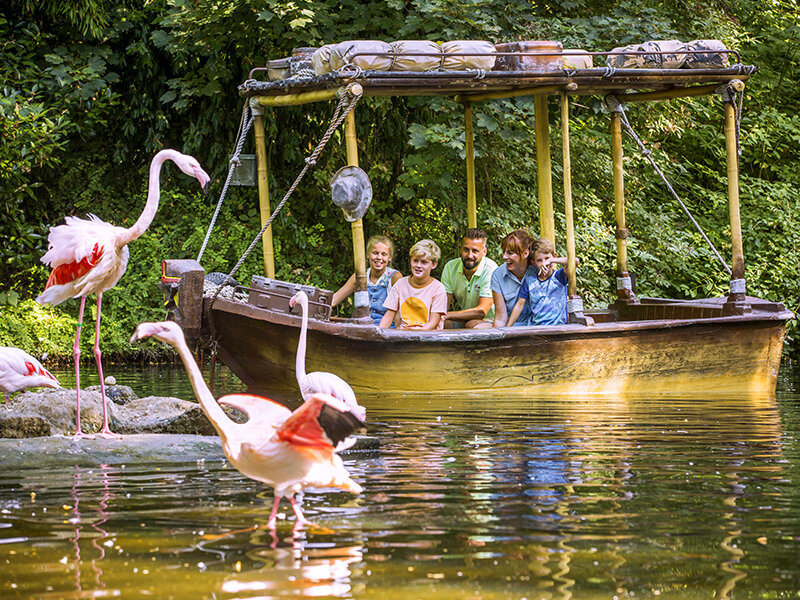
2,0,798,358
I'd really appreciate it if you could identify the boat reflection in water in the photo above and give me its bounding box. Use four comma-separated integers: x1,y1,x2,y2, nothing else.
0,385,793,598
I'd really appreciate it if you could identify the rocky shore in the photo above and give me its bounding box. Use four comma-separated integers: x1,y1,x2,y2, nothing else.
0,387,377,467
0,386,222,438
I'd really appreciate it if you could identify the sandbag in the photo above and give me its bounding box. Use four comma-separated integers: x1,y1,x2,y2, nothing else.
685,39,730,69
389,40,441,71
563,49,592,69
312,45,334,75
441,40,495,71
606,40,687,69
329,40,393,71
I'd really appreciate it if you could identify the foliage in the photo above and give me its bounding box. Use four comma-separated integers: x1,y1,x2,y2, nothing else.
1,0,799,355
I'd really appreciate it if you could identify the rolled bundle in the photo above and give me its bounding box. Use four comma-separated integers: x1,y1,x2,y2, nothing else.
641,40,687,68
562,49,592,69
441,40,495,70
686,40,730,69
494,41,562,71
606,40,687,69
329,40,393,71
606,43,646,68
389,40,442,71
312,45,335,75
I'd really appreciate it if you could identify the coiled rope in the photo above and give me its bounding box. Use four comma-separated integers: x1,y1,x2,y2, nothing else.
606,95,732,275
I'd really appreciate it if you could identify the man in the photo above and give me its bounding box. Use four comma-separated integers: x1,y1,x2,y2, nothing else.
440,228,498,329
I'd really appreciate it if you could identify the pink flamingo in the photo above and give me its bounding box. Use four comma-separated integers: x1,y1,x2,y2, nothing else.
289,291,366,423
0,346,60,403
37,150,210,439
131,320,364,528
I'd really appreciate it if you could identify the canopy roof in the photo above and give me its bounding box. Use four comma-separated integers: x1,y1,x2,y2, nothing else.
240,65,756,102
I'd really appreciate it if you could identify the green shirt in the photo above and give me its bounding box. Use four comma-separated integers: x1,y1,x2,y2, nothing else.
441,256,499,322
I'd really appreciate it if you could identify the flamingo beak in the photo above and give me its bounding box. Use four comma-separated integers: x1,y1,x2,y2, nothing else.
194,165,211,196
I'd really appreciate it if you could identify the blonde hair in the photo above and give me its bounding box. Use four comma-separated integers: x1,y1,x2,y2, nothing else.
367,235,394,261
409,239,441,262
530,237,556,257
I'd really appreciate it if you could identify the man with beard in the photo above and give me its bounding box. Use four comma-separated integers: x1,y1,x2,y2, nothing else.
440,228,498,329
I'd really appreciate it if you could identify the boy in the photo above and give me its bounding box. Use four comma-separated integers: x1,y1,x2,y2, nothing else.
507,238,576,326
380,239,447,330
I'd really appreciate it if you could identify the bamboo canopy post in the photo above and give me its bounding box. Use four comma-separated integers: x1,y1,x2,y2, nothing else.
465,102,477,229
560,93,591,326
607,98,638,304
345,109,370,320
534,94,555,244
250,101,276,278
720,82,750,315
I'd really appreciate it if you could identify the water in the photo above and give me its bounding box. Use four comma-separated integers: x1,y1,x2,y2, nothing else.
2,363,800,598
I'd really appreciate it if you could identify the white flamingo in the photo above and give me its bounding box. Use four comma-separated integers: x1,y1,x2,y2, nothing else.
37,149,210,439
289,291,366,422
0,347,60,403
130,320,364,528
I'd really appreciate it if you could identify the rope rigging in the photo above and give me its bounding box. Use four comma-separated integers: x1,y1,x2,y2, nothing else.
207,83,364,306
605,94,733,276
196,101,255,264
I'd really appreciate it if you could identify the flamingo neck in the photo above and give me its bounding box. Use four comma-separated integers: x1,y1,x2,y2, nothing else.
117,150,177,248
172,332,235,444
296,296,308,382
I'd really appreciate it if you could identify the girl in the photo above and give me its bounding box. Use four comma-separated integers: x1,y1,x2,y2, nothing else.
332,235,403,325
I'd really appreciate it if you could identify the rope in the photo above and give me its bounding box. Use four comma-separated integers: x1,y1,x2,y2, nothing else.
196,101,255,263
208,84,363,305
611,99,732,276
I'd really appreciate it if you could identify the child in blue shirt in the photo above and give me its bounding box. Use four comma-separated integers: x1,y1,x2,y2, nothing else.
507,238,576,326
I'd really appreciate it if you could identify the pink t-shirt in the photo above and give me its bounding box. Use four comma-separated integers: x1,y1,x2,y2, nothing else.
383,276,447,329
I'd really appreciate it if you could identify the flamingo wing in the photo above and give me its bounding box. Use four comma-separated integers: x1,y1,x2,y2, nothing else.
37,215,130,305
217,393,292,433
277,393,365,451
0,347,59,394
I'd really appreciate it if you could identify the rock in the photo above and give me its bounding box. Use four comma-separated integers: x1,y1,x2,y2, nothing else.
0,434,225,468
4,388,215,437
0,412,52,438
118,397,218,435
85,384,137,405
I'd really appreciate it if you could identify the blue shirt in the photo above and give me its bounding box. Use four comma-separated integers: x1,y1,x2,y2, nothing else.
490,264,537,326
518,268,568,325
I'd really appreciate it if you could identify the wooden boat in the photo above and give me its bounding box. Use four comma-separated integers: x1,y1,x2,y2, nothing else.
165,41,793,399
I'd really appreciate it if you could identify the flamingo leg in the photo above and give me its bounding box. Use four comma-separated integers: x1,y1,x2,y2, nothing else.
94,293,120,439
289,495,316,527
267,496,282,529
72,297,93,439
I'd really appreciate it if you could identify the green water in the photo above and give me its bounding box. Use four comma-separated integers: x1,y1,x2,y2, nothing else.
2,363,800,598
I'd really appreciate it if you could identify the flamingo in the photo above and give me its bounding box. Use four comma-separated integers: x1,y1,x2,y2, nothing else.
0,347,60,403
289,291,366,422
37,149,210,439
130,320,364,528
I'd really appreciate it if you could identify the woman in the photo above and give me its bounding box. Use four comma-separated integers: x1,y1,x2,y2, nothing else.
332,235,403,325
490,229,537,327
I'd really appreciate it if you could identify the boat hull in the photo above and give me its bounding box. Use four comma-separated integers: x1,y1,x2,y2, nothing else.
204,297,789,399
